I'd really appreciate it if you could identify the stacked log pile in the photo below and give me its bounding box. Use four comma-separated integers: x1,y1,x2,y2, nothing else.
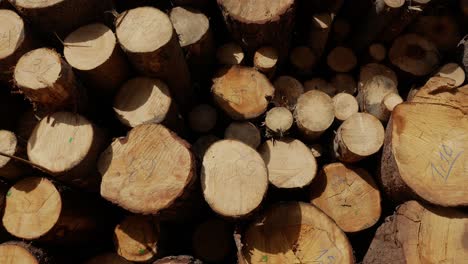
0,0,467,263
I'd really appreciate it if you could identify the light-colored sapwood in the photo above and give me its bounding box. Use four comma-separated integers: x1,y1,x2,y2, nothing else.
294,90,335,139
264,107,293,135
253,46,278,76
333,93,359,122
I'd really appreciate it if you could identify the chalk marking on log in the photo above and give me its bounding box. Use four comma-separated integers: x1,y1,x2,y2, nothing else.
429,144,464,182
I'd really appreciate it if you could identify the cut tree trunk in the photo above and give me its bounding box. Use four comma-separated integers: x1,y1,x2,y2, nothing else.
216,42,244,65
99,124,197,216
0,130,30,180
253,46,278,77
153,256,202,264
294,90,335,140
379,77,468,206
8,0,112,37
2,177,106,245
0,241,52,264
114,215,160,263
85,253,132,264
64,23,130,96
363,200,468,264
434,62,465,87
377,0,432,44
409,15,460,52
192,218,232,263
115,7,192,107
310,162,381,233
327,46,357,73
350,0,405,52
333,113,385,163
388,33,440,76
27,112,106,191
224,122,261,149
330,73,357,94
239,202,354,264
169,6,215,80
272,75,304,110
201,139,268,218
113,77,182,132
332,93,359,122
14,48,82,111
264,107,293,136
217,0,296,62
289,46,317,75
211,66,274,120
357,63,399,121
188,104,217,133
304,78,337,96
258,138,317,189
0,9,35,81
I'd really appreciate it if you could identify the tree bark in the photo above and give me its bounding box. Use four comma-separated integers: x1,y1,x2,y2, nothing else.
264,107,293,136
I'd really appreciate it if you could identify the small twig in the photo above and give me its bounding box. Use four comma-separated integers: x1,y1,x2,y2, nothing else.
0,151,55,176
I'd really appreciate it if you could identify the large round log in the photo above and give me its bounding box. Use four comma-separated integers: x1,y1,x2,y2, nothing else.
115,7,192,107
239,202,354,263
27,112,106,191
364,200,468,264
64,23,130,96
201,140,268,218
217,0,296,61
379,78,468,206
99,124,197,216
211,66,274,120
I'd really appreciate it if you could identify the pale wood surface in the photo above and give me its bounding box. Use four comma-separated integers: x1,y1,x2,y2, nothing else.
333,93,359,122
294,90,335,139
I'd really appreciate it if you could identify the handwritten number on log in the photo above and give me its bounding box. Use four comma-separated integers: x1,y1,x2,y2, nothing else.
430,144,464,182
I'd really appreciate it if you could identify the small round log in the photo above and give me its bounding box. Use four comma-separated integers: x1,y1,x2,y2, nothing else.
212,66,274,120
333,113,385,163
389,33,439,76
240,202,354,264
169,6,215,80
310,163,381,233
3,177,105,245
113,77,178,129
188,104,217,133
115,7,192,107
0,241,52,264
14,48,79,110
201,140,268,218
294,90,335,140
327,46,357,73
216,42,244,65
289,46,316,75
27,112,105,191
368,43,386,62
99,124,197,215
114,215,160,263
272,75,304,110
332,93,359,122
64,23,130,96
0,10,35,81
434,62,465,87
259,138,317,189
224,122,261,149
253,46,278,77
264,107,293,135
